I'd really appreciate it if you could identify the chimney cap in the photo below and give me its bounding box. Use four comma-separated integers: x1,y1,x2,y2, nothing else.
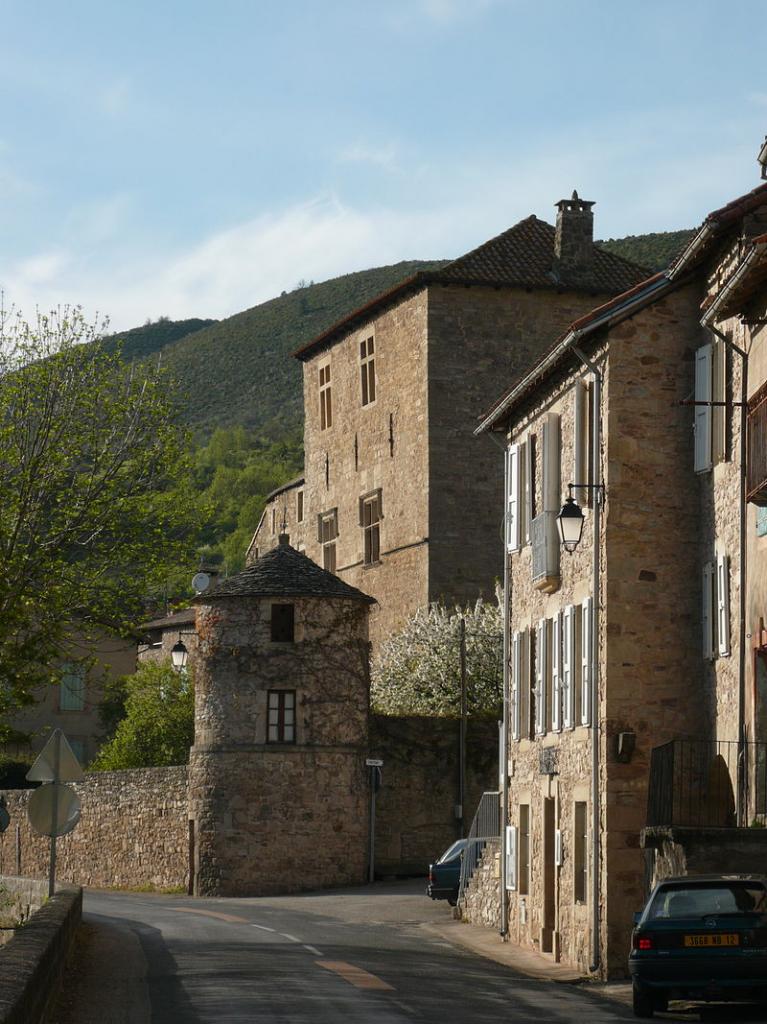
278,532,290,546
759,135,767,180
555,189,595,213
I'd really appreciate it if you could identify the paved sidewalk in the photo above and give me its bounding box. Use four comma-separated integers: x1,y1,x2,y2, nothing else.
424,913,633,1008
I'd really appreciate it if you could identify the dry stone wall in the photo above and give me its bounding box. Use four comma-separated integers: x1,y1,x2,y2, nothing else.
0,767,188,891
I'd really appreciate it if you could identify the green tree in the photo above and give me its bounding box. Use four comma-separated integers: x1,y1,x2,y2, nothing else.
371,594,504,717
92,660,194,770
0,305,200,735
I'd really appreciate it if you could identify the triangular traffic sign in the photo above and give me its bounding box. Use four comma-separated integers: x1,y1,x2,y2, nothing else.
26,729,84,783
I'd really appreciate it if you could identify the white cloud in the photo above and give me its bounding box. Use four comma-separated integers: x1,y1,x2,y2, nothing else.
338,142,399,170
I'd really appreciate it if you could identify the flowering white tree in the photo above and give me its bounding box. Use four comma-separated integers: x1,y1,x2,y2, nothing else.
371,592,503,717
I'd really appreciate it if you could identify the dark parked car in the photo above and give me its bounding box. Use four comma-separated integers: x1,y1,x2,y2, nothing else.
427,839,467,906
629,874,767,1017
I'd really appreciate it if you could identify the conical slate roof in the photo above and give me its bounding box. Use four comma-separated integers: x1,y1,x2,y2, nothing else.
193,536,376,604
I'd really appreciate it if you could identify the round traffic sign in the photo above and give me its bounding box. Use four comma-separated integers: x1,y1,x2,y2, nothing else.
27,783,81,838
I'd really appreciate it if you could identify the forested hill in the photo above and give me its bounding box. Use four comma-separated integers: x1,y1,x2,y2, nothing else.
107,230,694,442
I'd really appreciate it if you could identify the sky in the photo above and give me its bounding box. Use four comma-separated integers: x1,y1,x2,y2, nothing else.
1,0,766,331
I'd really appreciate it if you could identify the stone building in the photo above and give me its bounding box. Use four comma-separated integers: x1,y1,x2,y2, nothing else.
248,198,647,647
474,170,767,978
188,534,375,896
247,476,306,561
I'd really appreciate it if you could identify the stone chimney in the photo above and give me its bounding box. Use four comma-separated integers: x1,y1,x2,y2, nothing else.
758,135,767,180
554,190,596,276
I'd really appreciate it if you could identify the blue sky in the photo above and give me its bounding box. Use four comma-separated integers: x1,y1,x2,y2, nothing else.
1,0,766,330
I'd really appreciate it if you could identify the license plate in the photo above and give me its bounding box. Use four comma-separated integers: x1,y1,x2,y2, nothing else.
684,934,739,947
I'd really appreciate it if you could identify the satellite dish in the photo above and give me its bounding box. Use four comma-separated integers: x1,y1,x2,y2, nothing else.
192,572,210,594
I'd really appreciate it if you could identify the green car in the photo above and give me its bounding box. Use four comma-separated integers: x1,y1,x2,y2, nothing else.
426,839,467,906
629,874,767,1017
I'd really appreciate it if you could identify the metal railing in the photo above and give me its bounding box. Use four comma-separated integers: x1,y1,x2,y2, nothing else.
458,790,500,903
647,739,767,828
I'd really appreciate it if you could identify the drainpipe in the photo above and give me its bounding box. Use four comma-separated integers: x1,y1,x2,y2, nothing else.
701,320,748,820
484,429,510,938
573,345,602,975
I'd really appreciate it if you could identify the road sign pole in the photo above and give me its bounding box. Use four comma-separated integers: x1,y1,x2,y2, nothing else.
48,731,61,896
368,765,376,884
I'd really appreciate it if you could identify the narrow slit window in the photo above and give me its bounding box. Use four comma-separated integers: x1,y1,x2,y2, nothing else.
574,802,588,904
296,490,304,523
319,363,332,430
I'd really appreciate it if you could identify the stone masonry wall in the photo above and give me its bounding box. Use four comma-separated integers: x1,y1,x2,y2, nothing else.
370,714,498,875
642,826,767,892
0,767,188,891
300,290,431,650
460,839,502,930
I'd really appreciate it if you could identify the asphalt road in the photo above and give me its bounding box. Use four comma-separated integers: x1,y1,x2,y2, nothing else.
52,879,767,1024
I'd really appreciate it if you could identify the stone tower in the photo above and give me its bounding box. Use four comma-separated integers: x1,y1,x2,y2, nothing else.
188,535,375,896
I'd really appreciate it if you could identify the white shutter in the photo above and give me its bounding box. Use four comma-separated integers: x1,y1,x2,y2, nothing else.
511,631,521,740
712,340,726,464
562,605,575,729
694,343,713,473
581,597,592,726
555,828,562,867
543,412,561,512
498,720,506,790
717,552,731,658
574,380,587,488
702,561,715,660
521,628,531,739
506,444,521,552
551,613,562,733
535,618,548,735
506,825,517,890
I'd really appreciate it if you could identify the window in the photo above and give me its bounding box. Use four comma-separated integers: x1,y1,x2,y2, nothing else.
694,340,726,473
506,443,526,552
525,434,536,541
574,802,587,903
319,362,332,430
267,690,296,743
60,662,86,712
511,629,530,741
360,491,382,566
703,552,731,659
519,804,530,895
506,825,518,891
296,490,304,523
271,603,295,643
551,613,562,732
270,507,277,535
747,381,767,505
534,618,550,735
318,509,338,572
68,738,87,764
360,335,376,406
562,605,576,729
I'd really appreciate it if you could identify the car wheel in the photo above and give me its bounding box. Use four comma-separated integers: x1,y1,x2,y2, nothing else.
632,982,655,1019
447,897,457,906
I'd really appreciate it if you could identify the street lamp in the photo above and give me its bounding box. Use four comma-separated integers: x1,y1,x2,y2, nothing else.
557,495,585,553
171,640,188,673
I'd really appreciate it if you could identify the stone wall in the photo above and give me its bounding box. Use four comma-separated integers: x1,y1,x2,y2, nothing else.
0,877,48,945
371,714,498,875
641,825,767,892
460,839,502,929
0,767,189,891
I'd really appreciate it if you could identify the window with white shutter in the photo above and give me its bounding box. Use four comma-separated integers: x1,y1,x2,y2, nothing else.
713,340,726,464
702,561,715,660
562,605,576,728
506,825,518,890
525,437,535,544
552,613,562,733
694,343,713,473
581,597,593,726
574,380,593,505
511,630,521,740
535,618,549,735
717,552,731,658
543,412,561,512
505,443,525,552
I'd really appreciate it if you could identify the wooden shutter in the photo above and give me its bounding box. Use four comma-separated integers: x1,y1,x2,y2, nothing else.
543,412,561,512
535,618,548,735
511,631,521,740
562,605,575,728
555,828,563,867
506,825,517,890
506,444,521,552
551,613,562,733
694,343,713,473
581,597,592,726
712,339,726,464
702,561,715,660
717,552,731,658
574,380,587,490
524,438,534,544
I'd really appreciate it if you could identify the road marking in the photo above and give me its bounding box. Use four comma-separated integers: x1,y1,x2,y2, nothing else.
304,945,323,956
169,908,250,924
316,960,394,991
251,924,275,932
281,933,301,943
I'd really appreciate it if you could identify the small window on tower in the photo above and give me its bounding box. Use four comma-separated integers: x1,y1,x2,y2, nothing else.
267,690,296,743
360,335,376,406
271,603,295,643
296,489,304,523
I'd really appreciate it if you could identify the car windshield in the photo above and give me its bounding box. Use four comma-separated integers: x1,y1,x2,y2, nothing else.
437,841,465,864
646,882,767,920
